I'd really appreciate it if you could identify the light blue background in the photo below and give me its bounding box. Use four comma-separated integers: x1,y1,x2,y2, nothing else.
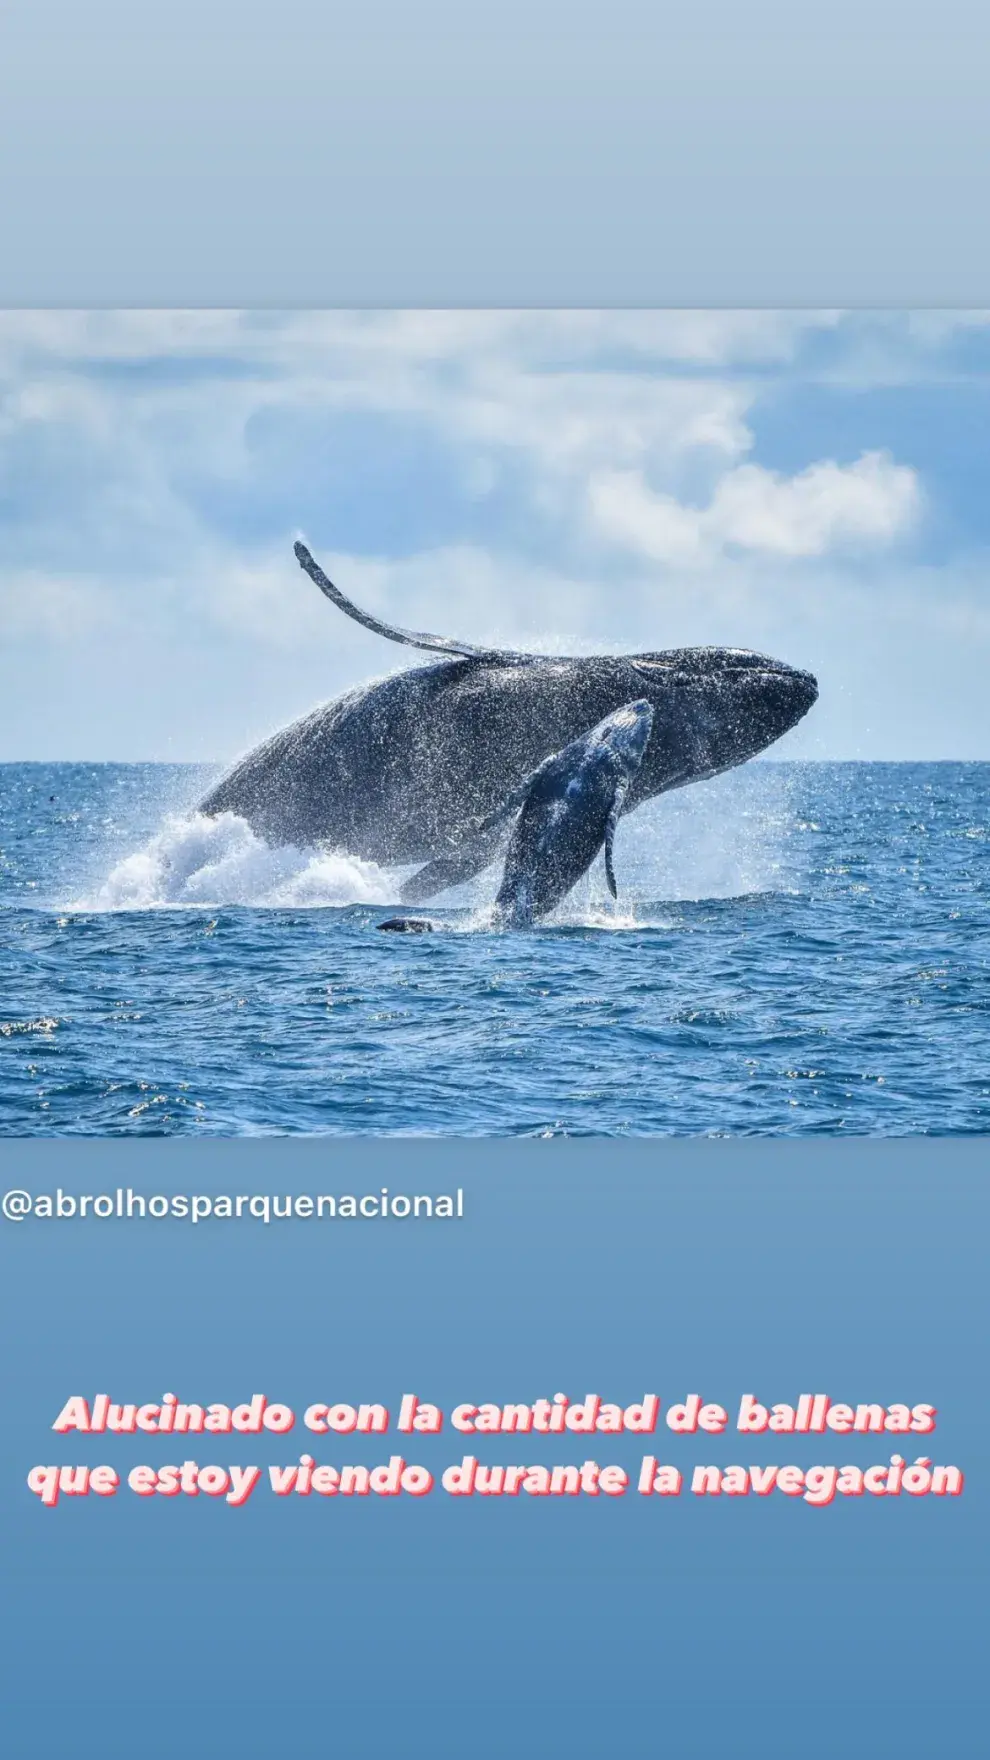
1,1140,987,1757
1,1,989,305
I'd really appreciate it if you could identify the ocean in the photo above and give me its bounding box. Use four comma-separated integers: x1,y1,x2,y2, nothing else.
1,760,987,1136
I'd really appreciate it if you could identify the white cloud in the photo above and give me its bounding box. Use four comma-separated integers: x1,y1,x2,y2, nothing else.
0,574,116,641
437,371,753,477
0,308,843,374
714,452,921,555
2,307,987,762
0,312,767,555
0,310,849,512
589,450,921,565
0,310,778,639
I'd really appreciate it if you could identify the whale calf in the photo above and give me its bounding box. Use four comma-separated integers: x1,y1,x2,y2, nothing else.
200,543,818,900
491,699,654,928
378,699,652,932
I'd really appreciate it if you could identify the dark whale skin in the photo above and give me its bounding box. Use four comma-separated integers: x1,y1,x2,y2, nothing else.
201,649,818,867
493,700,653,927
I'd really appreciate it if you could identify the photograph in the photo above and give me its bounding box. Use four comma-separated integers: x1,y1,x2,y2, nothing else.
2,21,988,1760
2,308,987,1135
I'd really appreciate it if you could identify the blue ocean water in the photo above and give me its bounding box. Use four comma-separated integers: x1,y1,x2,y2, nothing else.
1,760,987,1135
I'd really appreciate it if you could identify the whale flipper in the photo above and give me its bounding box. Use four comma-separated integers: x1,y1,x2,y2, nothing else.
399,815,514,903
604,771,638,899
604,804,620,898
400,753,562,903
399,761,558,901
494,700,653,926
295,542,537,665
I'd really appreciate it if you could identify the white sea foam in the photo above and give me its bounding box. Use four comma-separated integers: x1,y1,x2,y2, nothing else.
82,811,396,910
74,765,802,918
550,899,663,932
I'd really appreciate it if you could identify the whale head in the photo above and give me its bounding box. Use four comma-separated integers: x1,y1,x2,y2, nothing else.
595,697,655,773
626,649,818,790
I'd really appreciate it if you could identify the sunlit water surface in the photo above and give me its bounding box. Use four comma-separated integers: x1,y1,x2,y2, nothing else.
1,761,987,1135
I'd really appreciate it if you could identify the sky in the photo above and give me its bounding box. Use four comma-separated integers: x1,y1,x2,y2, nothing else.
1,308,988,762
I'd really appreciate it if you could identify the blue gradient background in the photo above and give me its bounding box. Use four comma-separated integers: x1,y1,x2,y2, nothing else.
1,1141,987,1758
2,1,990,305
2,7,990,1755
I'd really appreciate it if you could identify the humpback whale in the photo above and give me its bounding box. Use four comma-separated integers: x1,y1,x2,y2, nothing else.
200,543,818,900
376,700,652,931
492,699,654,928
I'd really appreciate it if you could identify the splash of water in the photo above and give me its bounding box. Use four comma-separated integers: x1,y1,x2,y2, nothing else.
549,897,658,932
80,812,397,911
428,770,803,929
69,762,802,919
616,766,805,902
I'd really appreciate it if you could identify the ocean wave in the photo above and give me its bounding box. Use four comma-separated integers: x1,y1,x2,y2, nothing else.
79,812,397,911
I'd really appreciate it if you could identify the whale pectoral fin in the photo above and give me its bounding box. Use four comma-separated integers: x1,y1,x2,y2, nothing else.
604,773,638,898
399,816,514,903
401,757,556,903
295,542,537,665
604,805,620,898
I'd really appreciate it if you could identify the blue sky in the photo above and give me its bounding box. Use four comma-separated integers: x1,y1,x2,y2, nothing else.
1,309,988,761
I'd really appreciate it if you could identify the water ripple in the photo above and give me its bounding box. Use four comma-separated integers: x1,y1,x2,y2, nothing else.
1,760,988,1135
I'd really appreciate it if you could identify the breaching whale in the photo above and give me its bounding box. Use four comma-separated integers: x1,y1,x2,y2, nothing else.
200,543,818,901
378,699,653,932
492,698,654,928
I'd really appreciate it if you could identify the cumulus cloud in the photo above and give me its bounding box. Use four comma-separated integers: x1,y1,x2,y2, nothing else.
0,311,928,594
435,371,754,479
589,450,921,565
2,307,987,762
0,308,775,630
0,574,117,642
0,308,842,375
0,310,843,526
